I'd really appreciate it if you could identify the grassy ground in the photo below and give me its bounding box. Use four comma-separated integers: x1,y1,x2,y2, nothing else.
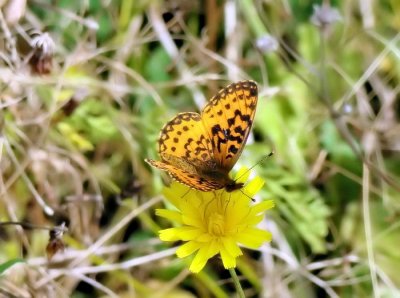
1,0,400,297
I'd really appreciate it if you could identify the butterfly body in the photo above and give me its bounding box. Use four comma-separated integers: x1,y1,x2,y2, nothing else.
146,80,258,192
187,161,244,192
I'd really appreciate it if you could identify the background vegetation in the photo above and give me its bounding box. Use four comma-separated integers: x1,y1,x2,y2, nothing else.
1,0,400,297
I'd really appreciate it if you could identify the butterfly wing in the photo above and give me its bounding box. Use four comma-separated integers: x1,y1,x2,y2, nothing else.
146,81,258,191
146,112,223,190
145,159,224,191
157,112,215,164
201,80,258,171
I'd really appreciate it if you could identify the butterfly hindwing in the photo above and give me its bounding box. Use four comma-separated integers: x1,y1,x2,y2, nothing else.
145,159,224,191
201,80,258,171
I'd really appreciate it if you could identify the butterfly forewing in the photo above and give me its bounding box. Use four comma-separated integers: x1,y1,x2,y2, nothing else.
201,80,258,171
157,112,214,164
145,111,224,191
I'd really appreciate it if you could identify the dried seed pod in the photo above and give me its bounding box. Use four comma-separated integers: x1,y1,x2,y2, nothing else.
29,32,55,75
46,222,67,260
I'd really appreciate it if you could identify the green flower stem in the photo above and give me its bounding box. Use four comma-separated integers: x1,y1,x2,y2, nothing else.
229,268,245,298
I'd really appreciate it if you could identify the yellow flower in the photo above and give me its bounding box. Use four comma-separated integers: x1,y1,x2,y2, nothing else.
156,168,274,273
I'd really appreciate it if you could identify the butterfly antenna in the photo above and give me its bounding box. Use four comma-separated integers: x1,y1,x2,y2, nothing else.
234,151,274,182
239,189,255,202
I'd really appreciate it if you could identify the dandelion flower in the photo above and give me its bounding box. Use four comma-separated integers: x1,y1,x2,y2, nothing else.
156,168,274,273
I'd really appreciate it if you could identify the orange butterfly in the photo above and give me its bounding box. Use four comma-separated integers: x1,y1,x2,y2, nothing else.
145,80,258,192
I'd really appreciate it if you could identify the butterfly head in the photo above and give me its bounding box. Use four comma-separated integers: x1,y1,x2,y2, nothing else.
224,180,244,192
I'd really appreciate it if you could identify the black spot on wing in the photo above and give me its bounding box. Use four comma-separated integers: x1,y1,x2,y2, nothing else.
211,124,227,153
228,145,238,154
227,110,252,126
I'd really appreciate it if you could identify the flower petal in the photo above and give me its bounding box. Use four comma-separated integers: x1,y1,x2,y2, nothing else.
246,214,264,225
177,227,204,241
208,239,221,257
176,241,202,258
182,213,203,228
220,247,237,269
197,233,213,242
189,244,215,273
156,209,182,223
243,176,265,197
234,167,250,183
252,200,275,213
159,228,180,241
160,226,203,241
222,237,242,258
162,184,182,208
237,228,272,248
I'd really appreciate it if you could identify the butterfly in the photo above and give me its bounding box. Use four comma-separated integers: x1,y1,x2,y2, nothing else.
145,80,258,192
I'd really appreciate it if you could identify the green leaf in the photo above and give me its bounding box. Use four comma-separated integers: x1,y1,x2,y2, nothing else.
0,258,25,275
261,165,330,253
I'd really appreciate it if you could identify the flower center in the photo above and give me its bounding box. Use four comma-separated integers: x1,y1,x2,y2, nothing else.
208,212,225,236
